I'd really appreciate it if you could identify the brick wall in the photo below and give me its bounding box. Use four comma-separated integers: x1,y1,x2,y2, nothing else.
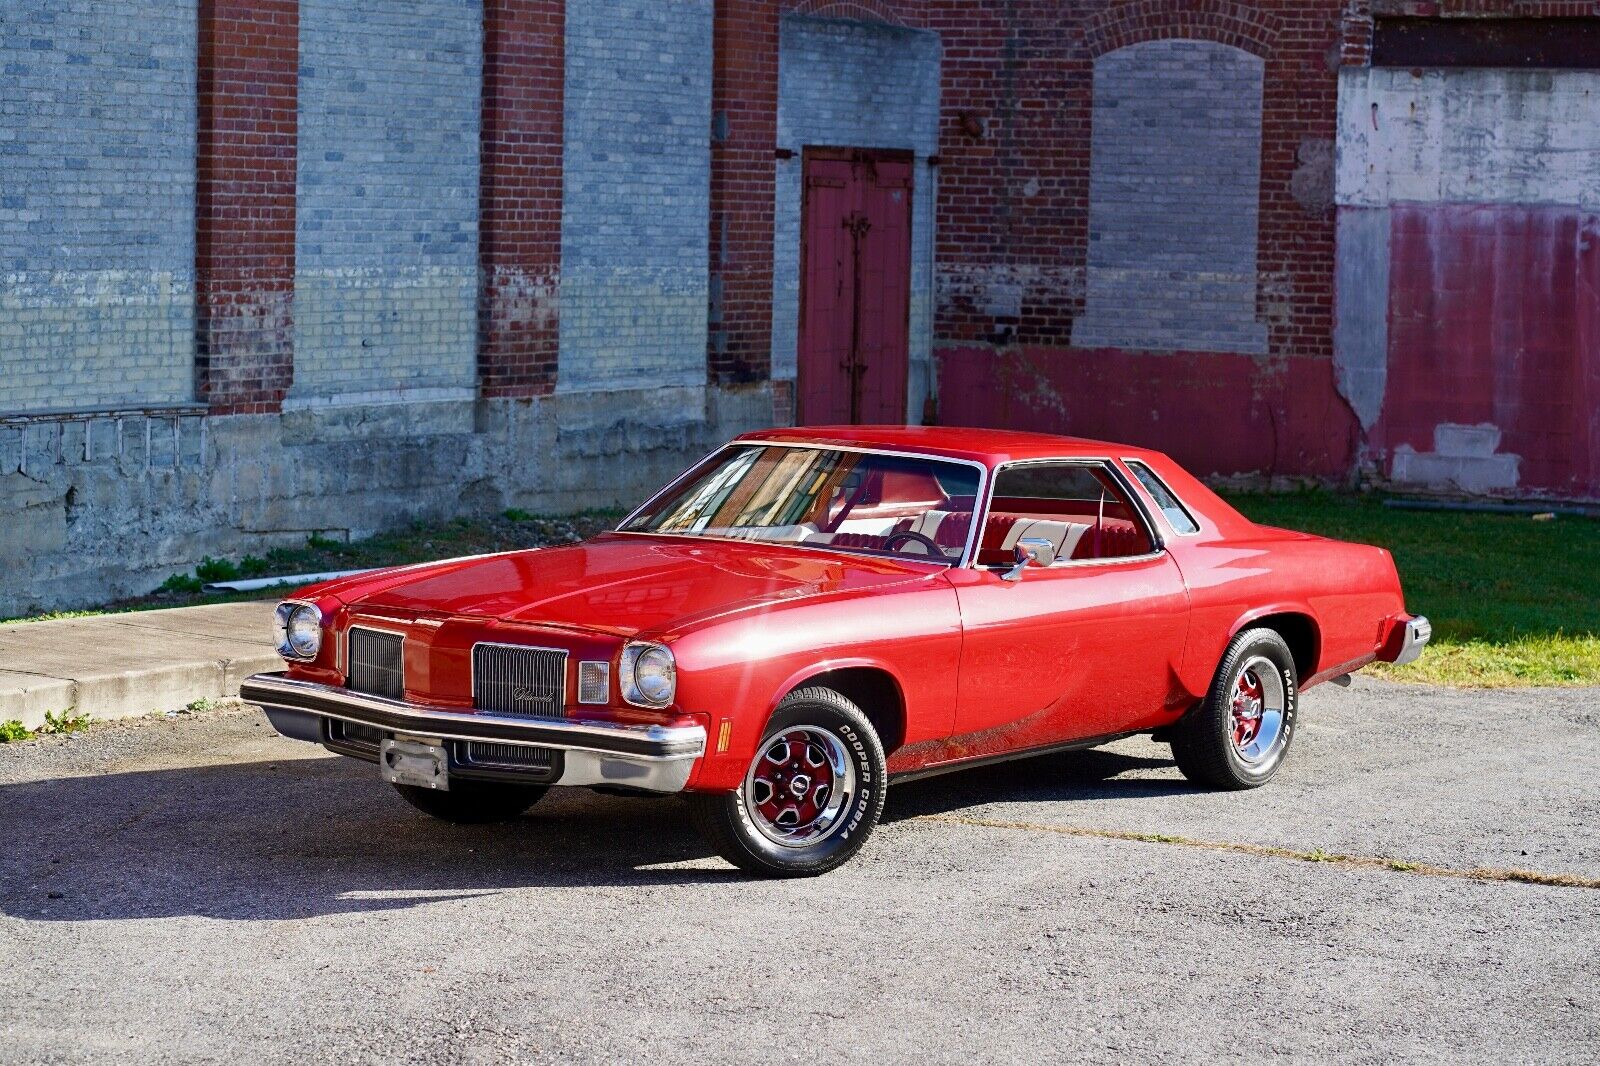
558,0,714,393
196,0,298,415
773,14,942,419
479,0,565,398
1072,39,1267,355
708,0,779,386
0,0,198,414
292,0,481,403
931,1,1352,481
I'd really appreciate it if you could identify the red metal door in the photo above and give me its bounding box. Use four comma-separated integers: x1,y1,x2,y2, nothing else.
798,150,913,425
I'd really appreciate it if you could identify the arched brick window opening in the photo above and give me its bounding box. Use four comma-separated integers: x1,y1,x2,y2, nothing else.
1071,38,1267,355
781,0,923,30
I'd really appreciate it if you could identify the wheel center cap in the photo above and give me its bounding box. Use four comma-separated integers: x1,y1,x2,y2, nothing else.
788,774,811,799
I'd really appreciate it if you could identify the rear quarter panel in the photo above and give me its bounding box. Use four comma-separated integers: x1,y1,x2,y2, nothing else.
1167,532,1405,694
1129,454,1407,693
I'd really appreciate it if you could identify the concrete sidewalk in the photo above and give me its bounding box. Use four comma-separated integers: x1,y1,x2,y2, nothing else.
0,601,278,729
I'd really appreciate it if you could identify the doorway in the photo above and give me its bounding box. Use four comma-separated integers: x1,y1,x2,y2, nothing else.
797,148,913,425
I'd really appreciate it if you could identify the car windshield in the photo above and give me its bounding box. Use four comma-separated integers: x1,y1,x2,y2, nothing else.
620,445,982,563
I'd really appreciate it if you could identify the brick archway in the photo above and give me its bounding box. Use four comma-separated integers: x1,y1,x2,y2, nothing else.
1081,0,1281,59
781,0,926,30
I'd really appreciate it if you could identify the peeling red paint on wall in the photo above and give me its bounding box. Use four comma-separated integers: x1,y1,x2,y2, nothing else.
1373,204,1600,497
936,346,1359,479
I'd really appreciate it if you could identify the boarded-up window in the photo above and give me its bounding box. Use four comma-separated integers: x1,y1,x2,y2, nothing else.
1072,39,1267,356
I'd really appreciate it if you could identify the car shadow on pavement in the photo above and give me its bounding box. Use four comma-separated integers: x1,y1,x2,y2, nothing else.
0,754,742,923
1,744,1187,922
884,746,1191,822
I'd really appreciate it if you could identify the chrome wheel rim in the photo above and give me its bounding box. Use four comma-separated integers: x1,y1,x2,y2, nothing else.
1230,655,1287,767
742,726,856,848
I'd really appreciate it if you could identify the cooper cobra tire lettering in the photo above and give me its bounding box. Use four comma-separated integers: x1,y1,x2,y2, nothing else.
688,685,887,878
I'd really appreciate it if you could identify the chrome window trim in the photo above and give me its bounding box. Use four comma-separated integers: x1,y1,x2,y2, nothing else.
342,621,407,677
469,640,571,713
974,456,1167,571
615,439,992,569
1122,457,1204,537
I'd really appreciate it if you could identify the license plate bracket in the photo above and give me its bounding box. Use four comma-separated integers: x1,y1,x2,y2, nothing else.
379,736,450,791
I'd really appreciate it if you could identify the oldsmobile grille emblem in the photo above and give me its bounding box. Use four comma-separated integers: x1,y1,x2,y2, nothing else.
512,686,555,710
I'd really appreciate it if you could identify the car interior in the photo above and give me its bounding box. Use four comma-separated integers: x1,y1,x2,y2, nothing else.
627,446,1155,567
797,459,1154,566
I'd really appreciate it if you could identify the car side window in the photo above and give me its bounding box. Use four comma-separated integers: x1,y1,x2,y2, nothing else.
1125,460,1200,534
979,462,1155,565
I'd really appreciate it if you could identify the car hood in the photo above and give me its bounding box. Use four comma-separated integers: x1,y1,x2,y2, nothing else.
308,533,940,638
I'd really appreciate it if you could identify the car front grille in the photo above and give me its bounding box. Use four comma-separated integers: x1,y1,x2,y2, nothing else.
347,627,405,699
473,643,568,720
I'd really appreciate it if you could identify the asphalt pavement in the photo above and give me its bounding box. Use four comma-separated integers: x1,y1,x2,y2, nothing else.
1,677,1597,1063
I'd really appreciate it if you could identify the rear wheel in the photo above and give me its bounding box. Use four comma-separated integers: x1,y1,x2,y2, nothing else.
392,781,548,823
1170,628,1299,789
689,687,886,877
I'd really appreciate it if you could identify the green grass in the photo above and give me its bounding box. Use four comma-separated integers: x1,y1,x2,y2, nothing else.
1228,491,1600,688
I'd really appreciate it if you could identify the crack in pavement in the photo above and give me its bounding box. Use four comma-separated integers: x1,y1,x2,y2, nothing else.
914,813,1600,890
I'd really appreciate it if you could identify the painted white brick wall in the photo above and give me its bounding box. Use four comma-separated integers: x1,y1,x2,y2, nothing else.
1073,39,1267,356
292,0,481,404
0,1,197,414
773,15,941,420
558,0,713,394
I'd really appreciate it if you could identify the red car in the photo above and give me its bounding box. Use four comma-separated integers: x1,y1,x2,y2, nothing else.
242,427,1428,876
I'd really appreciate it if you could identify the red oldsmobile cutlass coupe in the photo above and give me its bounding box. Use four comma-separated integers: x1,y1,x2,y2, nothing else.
242,427,1428,876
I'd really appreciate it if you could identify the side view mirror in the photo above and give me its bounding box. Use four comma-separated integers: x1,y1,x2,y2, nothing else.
1001,537,1057,582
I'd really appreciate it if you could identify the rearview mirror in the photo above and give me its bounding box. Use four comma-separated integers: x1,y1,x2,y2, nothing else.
1001,537,1057,582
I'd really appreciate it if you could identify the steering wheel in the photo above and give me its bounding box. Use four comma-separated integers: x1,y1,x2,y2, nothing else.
883,530,944,557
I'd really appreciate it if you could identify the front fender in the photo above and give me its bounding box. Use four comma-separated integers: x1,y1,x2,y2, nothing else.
674,582,962,791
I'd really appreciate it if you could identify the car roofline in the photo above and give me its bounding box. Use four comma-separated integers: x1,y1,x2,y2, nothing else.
735,425,1169,468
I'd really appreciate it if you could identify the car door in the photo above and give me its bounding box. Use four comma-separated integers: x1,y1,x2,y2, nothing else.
942,460,1191,760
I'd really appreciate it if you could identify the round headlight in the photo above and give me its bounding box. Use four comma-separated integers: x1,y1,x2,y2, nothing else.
624,643,676,707
286,604,322,659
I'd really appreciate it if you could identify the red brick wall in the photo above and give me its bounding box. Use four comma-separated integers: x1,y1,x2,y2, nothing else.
709,1,1354,477
708,0,779,385
929,0,1342,356
195,0,298,415
479,0,566,398
925,0,1355,479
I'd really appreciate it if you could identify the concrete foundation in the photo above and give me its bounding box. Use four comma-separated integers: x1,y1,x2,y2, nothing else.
0,385,770,618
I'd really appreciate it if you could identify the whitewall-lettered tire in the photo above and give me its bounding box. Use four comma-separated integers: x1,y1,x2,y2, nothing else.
689,686,886,877
1170,627,1299,790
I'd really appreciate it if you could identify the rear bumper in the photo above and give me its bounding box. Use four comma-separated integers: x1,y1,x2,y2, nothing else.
240,672,705,793
1384,614,1432,667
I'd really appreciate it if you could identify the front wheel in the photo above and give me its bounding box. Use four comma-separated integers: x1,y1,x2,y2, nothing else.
689,687,886,877
1170,627,1299,789
393,781,548,823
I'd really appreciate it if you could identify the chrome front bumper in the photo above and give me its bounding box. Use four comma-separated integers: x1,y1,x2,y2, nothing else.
1392,614,1432,667
239,672,705,794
